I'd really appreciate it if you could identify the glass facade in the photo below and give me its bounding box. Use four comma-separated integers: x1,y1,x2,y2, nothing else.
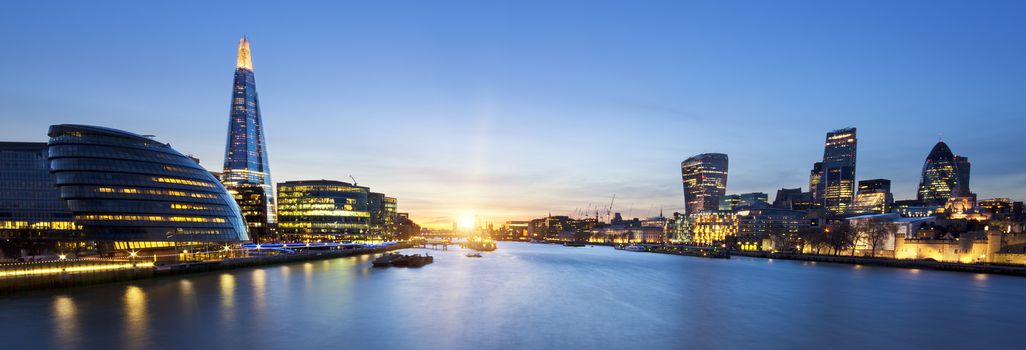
47,124,248,243
0,142,81,256
681,153,729,215
851,179,893,214
917,141,961,206
276,180,372,241
818,128,857,215
222,37,275,240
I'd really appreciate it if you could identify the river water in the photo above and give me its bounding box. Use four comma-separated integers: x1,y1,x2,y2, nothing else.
1,242,1024,349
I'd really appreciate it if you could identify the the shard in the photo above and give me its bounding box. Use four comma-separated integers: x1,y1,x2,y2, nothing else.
222,37,275,241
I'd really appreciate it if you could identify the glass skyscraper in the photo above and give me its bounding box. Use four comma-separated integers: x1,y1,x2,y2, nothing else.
222,37,275,240
681,153,729,214
918,141,965,205
818,128,857,215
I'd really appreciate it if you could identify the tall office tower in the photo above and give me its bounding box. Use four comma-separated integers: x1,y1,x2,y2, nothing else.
818,128,857,215
954,155,971,197
851,179,893,214
681,153,729,214
917,141,961,206
808,162,823,201
222,37,275,241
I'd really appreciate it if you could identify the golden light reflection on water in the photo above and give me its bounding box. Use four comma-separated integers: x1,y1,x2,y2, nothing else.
252,269,267,312
123,286,149,348
305,262,314,290
179,280,195,315
220,274,236,308
53,296,78,348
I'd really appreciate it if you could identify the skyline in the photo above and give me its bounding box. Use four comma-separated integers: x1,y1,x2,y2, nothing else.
2,1,1026,228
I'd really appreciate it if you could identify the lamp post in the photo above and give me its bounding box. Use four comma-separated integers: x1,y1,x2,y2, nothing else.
129,251,138,267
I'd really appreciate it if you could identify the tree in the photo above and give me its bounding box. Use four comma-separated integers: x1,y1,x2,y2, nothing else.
864,219,895,257
797,226,825,254
823,221,853,256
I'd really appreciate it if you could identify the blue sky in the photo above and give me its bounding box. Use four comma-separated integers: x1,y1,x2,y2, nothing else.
2,1,1025,227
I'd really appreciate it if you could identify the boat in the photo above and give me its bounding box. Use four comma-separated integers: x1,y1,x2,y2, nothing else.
624,244,647,252
466,252,482,258
372,253,403,267
393,254,434,267
563,242,587,247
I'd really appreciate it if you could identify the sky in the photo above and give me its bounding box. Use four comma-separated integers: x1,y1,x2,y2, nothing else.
1,1,1025,228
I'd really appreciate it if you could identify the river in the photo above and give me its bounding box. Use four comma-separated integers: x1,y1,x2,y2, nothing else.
1,242,1024,349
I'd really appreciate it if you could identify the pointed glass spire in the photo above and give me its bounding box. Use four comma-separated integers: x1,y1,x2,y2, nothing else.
236,37,253,71
222,36,275,241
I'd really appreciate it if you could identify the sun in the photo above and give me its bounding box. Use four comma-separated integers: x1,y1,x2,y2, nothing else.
457,214,476,231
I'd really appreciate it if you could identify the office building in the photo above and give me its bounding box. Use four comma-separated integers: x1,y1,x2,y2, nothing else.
809,162,823,201
681,153,729,214
222,37,276,241
818,128,857,215
0,142,81,257
917,141,961,206
47,124,249,249
719,192,768,211
276,180,372,241
850,179,893,214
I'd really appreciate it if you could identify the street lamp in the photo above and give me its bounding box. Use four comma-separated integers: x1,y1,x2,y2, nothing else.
129,251,138,266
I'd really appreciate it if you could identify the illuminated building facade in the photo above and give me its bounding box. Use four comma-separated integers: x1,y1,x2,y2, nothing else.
47,124,249,248
222,37,275,240
917,141,963,205
688,211,737,246
276,180,372,241
850,179,893,214
0,142,81,257
681,153,728,214
368,192,398,238
818,128,857,215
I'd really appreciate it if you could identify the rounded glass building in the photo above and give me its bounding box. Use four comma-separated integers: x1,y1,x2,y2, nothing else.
47,125,248,246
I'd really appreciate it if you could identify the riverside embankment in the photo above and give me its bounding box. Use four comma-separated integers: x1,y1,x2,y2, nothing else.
0,243,408,293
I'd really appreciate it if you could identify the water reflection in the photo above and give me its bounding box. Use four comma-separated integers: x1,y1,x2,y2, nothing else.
122,286,149,349
5,243,1026,350
53,296,78,349
179,279,195,316
252,269,267,313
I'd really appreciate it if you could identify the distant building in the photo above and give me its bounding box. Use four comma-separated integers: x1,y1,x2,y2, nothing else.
0,142,80,257
47,124,249,250
917,141,963,206
719,192,768,211
276,180,371,241
681,153,728,214
772,188,817,211
850,179,893,214
809,162,823,201
221,37,276,241
954,155,971,197
501,221,530,241
368,192,399,238
818,128,857,215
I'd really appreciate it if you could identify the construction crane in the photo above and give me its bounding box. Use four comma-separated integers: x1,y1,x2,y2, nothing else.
606,194,616,223
349,174,357,186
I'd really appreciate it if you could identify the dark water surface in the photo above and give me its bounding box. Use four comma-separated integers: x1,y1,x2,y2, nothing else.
2,242,1025,349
